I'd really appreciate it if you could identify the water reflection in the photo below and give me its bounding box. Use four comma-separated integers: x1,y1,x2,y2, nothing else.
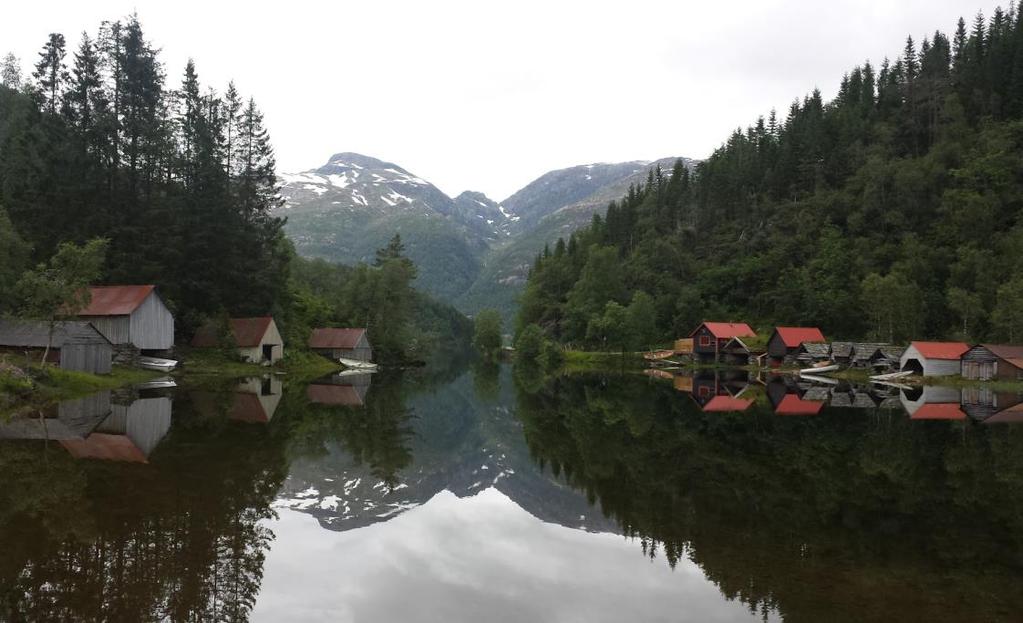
517,371,1023,621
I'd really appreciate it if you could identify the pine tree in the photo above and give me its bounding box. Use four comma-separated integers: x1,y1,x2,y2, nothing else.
32,33,68,114
1,53,22,89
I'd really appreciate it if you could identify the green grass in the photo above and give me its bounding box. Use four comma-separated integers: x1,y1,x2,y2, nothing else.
178,347,339,381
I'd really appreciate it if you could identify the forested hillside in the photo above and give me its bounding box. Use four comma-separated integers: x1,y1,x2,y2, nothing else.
0,17,471,360
519,7,1023,348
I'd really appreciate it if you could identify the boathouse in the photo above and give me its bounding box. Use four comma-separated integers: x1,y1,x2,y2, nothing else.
900,341,969,376
767,327,826,363
192,317,284,364
868,346,906,373
689,322,756,363
961,344,1023,381
309,328,373,362
76,285,174,351
796,342,831,365
0,319,112,374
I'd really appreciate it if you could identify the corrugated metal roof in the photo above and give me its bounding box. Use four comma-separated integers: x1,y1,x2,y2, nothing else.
60,434,148,463
774,327,826,348
308,328,367,349
701,396,754,412
910,341,970,360
775,394,825,415
690,322,756,339
0,319,110,348
78,285,155,316
193,317,276,348
981,344,1023,370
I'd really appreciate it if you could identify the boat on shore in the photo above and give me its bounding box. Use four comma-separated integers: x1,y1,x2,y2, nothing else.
338,357,378,370
138,356,178,372
799,363,839,375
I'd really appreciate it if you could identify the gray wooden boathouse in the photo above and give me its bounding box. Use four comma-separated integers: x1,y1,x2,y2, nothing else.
0,319,113,374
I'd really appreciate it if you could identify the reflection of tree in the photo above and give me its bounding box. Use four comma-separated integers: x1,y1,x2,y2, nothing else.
0,406,287,622
516,373,1023,622
471,361,501,404
283,372,414,487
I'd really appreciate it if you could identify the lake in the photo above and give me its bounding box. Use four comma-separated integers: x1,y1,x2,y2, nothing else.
2,364,1022,622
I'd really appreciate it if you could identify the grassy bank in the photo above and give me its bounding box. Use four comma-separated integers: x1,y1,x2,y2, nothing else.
560,350,647,373
177,347,340,381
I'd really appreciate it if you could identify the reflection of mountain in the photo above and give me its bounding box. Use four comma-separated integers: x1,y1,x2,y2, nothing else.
276,366,617,534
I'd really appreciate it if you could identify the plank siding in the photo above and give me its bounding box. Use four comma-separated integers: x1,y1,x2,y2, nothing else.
129,292,174,350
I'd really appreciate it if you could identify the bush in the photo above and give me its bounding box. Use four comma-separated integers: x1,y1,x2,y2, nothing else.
515,324,544,361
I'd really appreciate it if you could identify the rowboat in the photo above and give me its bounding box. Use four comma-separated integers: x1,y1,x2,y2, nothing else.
644,350,676,361
139,356,178,372
335,368,376,377
338,357,378,370
799,373,839,385
869,370,913,381
799,364,839,374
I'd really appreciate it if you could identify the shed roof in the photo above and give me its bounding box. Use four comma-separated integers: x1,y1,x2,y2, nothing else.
831,342,854,358
690,322,756,339
910,341,970,361
799,342,831,358
701,396,754,412
981,344,1023,370
309,328,367,349
774,327,826,348
0,319,110,348
306,384,365,406
851,342,890,362
910,403,966,420
775,394,824,416
192,317,277,348
60,434,148,463
78,285,155,316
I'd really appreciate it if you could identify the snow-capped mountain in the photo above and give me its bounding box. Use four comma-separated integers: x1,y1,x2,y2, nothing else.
279,151,696,314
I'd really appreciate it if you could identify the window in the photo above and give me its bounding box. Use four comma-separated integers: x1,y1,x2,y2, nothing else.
699,334,712,347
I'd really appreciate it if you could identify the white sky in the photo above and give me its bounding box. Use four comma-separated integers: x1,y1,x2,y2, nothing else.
2,0,1002,200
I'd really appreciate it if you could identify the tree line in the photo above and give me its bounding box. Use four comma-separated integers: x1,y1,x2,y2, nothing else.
518,6,1023,348
0,16,471,360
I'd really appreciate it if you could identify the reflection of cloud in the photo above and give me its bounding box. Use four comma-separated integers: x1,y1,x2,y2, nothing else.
253,488,772,623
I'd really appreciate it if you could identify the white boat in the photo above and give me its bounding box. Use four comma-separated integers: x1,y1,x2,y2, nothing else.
799,364,839,375
799,373,839,386
338,357,378,370
136,377,177,390
869,370,913,381
138,356,178,372
335,367,376,377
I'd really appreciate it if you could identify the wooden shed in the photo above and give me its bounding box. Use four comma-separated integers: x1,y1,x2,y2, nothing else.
689,322,756,363
767,327,826,363
849,343,890,368
0,319,113,374
796,342,832,365
900,341,969,377
76,285,174,351
961,344,1023,381
192,317,284,364
309,328,373,362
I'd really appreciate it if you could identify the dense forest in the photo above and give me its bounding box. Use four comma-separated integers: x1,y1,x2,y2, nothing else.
0,17,470,362
519,7,1023,348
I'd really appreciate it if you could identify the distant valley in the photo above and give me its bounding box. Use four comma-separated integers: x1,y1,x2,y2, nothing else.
278,153,696,319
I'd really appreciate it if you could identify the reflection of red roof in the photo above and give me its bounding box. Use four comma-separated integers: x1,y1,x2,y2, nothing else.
690,322,756,339
702,396,754,412
307,384,364,406
79,285,155,316
911,403,966,420
984,404,1023,424
60,434,148,463
774,327,826,348
775,394,825,416
228,392,269,423
309,328,367,349
910,341,969,360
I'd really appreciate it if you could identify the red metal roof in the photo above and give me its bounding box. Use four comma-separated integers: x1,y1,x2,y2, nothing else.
307,384,365,406
774,327,826,348
984,404,1023,424
193,317,275,348
690,322,756,339
79,285,155,316
701,396,754,412
910,403,966,420
910,341,969,360
982,344,1023,370
775,394,825,416
308,328,367,349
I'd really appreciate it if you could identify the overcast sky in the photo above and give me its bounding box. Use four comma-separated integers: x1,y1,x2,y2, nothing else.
2,1,1001,199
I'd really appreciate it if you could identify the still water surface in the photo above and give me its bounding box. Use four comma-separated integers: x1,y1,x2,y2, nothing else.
2,364,1022,622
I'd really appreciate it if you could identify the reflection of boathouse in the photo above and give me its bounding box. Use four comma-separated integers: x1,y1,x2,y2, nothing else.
63,396,173,462
899,386,965,420
307,373,373,407
229,376,283,423
766,378,826,415
687,370,751,412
